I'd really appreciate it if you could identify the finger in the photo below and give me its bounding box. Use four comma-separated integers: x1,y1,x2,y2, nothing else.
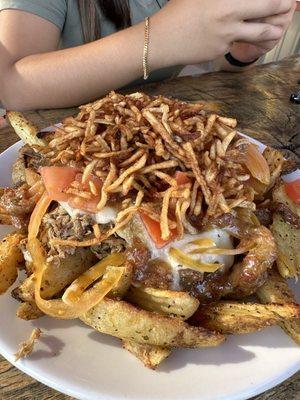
237,22,284,43
232,40,279,59
257,5,296,28
236,0,295,20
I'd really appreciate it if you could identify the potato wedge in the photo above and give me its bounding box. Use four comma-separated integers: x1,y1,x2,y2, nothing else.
271,214,300,278
194,301,300,334
257,269,300,344
16,302,44,320
7,112,45,147
271,182,300,278
12,152,27,186
124,285,198,368
81,298,224,348
123,341,171,369
0,213,13,225
107,265,171,368
126,287,199,320
0,233,25,294
14,248,97,302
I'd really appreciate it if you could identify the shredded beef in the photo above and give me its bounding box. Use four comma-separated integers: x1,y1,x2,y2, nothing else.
41,206,126,266
41,207,94,265
91,237,125,260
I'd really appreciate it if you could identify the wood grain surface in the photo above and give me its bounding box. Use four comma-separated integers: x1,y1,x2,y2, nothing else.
0,55,299,400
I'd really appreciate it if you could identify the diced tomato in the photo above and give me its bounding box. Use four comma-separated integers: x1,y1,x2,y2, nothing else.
140,212,177,249
69,173,102,212
174,171,191,185
40,166,103,212
40,166,78,201
285,179,300,204
68,196,100,213
75,173,102,194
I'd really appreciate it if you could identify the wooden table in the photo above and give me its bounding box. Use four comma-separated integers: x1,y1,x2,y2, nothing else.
0,55,299,400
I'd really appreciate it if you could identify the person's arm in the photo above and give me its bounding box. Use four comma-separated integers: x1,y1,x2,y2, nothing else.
0,10,147,110
0,0,294,110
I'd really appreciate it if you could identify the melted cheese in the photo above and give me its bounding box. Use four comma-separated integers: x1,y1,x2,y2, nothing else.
58,203,234,290
159,229,234,289
118,215,234,290
167,230,234,271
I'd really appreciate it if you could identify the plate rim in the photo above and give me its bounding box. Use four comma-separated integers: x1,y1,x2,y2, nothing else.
0,139,299,400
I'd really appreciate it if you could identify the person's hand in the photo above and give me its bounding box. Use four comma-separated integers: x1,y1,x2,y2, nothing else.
229,1,296,62
150,0,295,69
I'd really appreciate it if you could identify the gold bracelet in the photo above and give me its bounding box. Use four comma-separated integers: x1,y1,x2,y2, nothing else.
143,17,150,80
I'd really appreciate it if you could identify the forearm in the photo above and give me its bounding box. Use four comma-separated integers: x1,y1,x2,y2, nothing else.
1,23,146,110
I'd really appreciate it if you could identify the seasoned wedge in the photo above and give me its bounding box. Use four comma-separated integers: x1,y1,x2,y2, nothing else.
126,287,199,320
271,182,300,278
16,302,44,320
7,112,45,147
257,269,300,345
123,341,171,369
0,232,25,294
14,248,97,302
81,298,224,348
194,301,300,334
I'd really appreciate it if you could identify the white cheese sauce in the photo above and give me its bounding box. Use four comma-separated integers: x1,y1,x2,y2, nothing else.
118,215,234,290
59,201,117,225
58,203,234,291
158,229,234,290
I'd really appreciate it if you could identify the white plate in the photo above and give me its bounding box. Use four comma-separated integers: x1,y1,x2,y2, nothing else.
0,139,299,400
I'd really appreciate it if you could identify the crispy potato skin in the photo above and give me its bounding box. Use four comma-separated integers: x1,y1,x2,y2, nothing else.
14,248,97,302
271,215,300,278
81,298,224,348
0,233,25,294
257,269,300,345
194,301,300,334
124,285,199,368
126,287,199,320
16,302,44,320
123,341,171,369
271,182,300,278
0,214,13,225
7,112,45,147
12,152,27,186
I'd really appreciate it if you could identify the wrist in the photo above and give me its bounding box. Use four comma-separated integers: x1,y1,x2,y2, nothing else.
148,17,173,71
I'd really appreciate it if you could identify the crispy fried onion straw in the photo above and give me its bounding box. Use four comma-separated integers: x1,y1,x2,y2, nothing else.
35,91,264,247
14,328,42,361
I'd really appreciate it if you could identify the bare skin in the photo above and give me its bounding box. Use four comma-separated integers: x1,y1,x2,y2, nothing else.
0,0,296,110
